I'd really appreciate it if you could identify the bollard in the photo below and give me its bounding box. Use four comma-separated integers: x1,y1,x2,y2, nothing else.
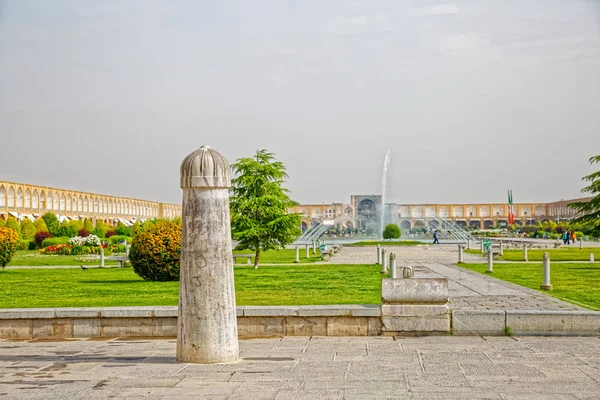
458,244,464,263
376,244,381,265
522,244,528,262
467,240,470,250
305,244,310,258
591,253,595,262
480,241,484,254
499,241,504,256
389,253,397,278
177,145,239,364
100,247,105,267
540,252,552,290
312,240,316,254
295,245,300,263
402,266,414,278
126,244,131,258
486,249,493,274
380,248,387,274
580,239,583,250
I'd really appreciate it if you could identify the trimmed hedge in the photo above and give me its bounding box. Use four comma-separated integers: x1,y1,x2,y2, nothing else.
108,235,132,245
41,236,70,248
130,220,181,281
0,226,19,267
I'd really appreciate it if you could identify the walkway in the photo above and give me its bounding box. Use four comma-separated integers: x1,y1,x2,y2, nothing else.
1,336,599,399
331,245,585,311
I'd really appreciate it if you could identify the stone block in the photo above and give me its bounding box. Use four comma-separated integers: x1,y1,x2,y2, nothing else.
381,304,449,317
244,306,298,317
153,307,178,318
0,319,32,339
452,310,505,336
381,316,450,333
506,311,600,336
100,317,154,337
350,305,381,317
55,308,101,318
101,307,154,318
326,317,369,336
152,317,177,337
298,306,349,317
237,317,285,338
73,318,101,338
285,317,328,336
367,317,381,336
33,319,74,338
381,278,448,304
0,308,55,320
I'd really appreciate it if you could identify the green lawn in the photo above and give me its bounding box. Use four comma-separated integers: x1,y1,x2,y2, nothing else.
345,240,424,247
465,247,600,261
7,250,118,267
233,248,322,264
457,262,600,310
0,264,383,308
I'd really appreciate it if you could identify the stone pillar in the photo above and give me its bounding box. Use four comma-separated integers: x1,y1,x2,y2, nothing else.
480,240,484,253
305,244,309,258
458,245,463,263
523,244,528,261
580,239,583,250
312,240,316,254
499,241,504,256
100,247,105,267
376,244,381,265
591,253,595,262
540,252,552,290
486,250,493,274
380,248,387,274
126,244,131,258
177,145,239,364
295,245,300,263
389,252,397,279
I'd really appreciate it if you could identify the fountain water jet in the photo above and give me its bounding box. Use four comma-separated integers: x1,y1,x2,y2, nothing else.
379,150,391,240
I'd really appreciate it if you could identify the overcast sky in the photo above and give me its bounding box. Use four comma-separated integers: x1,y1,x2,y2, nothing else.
1,0,599,206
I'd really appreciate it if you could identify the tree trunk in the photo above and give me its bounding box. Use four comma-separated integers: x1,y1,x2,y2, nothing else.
254,247,260,269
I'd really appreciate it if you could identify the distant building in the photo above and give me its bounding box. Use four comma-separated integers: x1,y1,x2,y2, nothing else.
290,195,593,231
0,180,181,226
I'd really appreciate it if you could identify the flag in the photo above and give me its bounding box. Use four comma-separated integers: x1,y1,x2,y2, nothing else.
508,190,515,225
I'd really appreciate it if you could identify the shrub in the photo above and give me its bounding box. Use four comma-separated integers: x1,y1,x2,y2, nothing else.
42,212,59,236
16,240,30,250
56,220,78,238
28,241,37,250
94,220,108,238
130,220,181,281
0,220,5,227
109,235,132,245
6,216,21,239
20,219,36,241
78,229,89,237
69,235,102,247
382,224,401,240
34,231,52,248
83,219,94,233
42,236,70,248
105,230,117,238
115,222,132,237
0,226,19,267
575,231,584,240
34,218,48,233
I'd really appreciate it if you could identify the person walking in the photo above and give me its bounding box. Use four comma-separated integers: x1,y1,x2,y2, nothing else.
571,231,577,243
433,230,440,245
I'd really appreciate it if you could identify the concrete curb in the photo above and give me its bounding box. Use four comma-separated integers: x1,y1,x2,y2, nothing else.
452,310,600,336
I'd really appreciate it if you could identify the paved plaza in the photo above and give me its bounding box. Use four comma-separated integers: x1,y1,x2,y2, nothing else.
1,336,599,399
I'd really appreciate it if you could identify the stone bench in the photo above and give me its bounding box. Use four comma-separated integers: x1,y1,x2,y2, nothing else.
105,256,129,268
233,254,253,265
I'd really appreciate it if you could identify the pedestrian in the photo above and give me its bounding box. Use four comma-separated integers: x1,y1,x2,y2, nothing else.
562,231,568,245
571,231,577,243
433,230,440,245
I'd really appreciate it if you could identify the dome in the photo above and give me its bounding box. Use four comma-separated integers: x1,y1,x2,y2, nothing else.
180,145,230,188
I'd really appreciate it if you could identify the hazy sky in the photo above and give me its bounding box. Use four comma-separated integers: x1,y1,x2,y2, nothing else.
1,0,599,206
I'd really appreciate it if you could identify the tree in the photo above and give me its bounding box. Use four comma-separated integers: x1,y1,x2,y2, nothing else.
56,220,77,237
382,224,401,240
570,155,600,236
83,218,94,233
20,219,36,241
34,218,48,233
230,149,302,269
6,216,21,239
42,212,59,236
94,220,108,238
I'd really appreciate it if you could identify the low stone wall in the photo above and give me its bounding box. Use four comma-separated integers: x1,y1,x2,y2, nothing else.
452,310,600,336
0,306,381,340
